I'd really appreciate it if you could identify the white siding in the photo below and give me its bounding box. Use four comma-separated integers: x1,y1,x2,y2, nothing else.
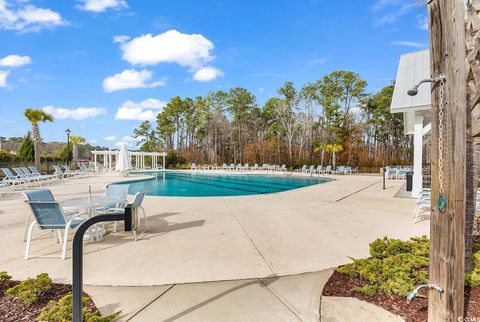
390,50,431,113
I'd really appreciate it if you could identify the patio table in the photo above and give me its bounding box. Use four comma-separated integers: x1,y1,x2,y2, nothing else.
61,196,122,241
61,196,121,210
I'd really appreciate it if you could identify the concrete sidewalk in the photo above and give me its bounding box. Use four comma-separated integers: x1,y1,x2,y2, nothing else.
86,270,333,322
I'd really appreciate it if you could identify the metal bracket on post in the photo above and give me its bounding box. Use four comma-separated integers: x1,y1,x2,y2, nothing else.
72,213,125,322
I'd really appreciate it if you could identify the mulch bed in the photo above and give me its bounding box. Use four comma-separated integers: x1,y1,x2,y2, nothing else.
0,280,97,322
323,271,480,322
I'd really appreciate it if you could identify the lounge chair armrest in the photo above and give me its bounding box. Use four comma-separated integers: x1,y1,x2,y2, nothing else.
25,200,59,204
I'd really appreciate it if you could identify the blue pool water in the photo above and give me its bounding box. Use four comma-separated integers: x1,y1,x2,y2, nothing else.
115,172,330,197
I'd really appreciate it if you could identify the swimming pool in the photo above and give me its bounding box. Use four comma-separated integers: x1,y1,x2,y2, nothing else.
116,172,330,197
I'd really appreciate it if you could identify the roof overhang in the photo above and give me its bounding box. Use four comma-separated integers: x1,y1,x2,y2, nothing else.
390,49,431,114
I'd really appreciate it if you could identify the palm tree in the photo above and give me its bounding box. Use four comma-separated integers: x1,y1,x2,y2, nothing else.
325,144,343,170
70,135,86,166
24,108,54,169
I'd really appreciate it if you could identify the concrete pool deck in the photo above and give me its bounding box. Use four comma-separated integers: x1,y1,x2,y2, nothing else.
0,171,426,320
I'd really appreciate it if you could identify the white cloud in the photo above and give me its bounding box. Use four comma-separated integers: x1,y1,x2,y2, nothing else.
0,70,9,87
417,15,428,31
121,30,215,69
77,0,127,13
115,98,166,121
42,105,107,120
89,139,98,144
392,41,427,49
113,34,130,43
0,54,31,67
258,87,265,94
103,69,165,92
192,66,223,82
122,135,142,142
371,0,412,26
0,0,66,32
103,135,116,141
308,58,326,65
117,135,143,147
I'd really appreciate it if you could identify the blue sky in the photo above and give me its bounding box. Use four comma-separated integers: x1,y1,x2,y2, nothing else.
0,0,428,147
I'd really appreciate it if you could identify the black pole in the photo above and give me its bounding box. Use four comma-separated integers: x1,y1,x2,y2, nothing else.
383,166,386,190
67,133,70,167
72,214,124,322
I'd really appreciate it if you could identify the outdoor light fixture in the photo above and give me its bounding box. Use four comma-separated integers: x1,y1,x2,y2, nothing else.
65,129,71,167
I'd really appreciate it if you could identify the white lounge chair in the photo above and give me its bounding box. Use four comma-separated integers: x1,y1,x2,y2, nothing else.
333,166,345,175
53,166,71,178
191,163,197,170
295,165,307,173
0,182,11,198
21,167,54,184
1,168,29,187
13,168,42,185
63,165,85,177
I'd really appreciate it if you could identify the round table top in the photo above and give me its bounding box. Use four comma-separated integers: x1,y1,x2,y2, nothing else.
61,196,121,209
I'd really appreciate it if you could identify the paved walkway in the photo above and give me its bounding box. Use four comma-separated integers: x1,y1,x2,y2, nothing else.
0,171,427,321
86,270,333,322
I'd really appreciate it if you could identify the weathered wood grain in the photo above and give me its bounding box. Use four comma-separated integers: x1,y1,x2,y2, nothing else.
428,0,467,321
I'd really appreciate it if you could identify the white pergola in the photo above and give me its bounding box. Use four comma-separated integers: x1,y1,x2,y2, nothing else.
391,49,432,197
91,150,167,171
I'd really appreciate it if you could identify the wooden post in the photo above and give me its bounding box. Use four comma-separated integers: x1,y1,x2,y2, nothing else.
428,0,467,321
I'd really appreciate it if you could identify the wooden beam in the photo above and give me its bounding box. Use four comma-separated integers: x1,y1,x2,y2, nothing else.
428,0,467,321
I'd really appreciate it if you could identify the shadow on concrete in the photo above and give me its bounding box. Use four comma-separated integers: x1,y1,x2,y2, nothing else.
146,219,205,235
150,275,279,322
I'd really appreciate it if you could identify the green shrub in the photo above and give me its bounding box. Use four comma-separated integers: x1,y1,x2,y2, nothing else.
465,271,480,287
18,132,35,162
337,238,480,296
337,236,430,297
37,294,120,322
6,273,52,305
0,150,18,162
0,271,12,283
466,244,480,287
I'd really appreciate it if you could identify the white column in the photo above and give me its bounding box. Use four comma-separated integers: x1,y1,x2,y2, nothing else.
94,153,97,170
163,154,165,169
412,115,424,197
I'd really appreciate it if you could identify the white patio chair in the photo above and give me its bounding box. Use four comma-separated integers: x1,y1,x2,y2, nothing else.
24,189,87,260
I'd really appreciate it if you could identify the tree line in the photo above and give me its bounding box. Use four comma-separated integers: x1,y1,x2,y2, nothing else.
131,70,411,169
